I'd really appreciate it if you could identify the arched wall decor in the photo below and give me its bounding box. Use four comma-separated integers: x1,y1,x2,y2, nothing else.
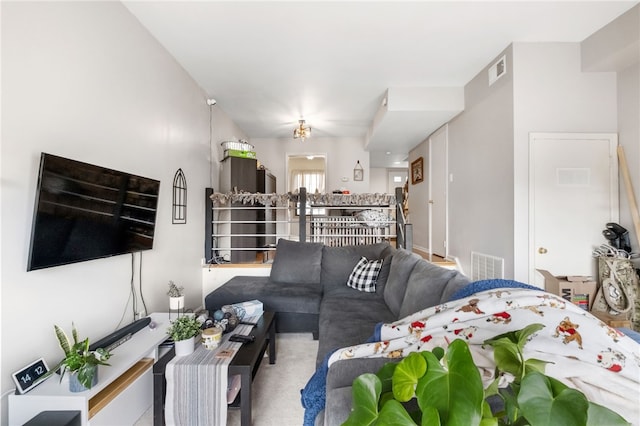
172,168,187,224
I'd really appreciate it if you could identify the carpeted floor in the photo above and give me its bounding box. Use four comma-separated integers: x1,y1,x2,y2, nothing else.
135,333,318,426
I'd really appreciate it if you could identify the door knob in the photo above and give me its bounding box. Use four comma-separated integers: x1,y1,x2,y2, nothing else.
538,247,548,254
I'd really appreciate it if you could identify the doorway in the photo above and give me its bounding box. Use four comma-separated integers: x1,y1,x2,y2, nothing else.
529,133,619,285
286,154,327,193
286,153,327,239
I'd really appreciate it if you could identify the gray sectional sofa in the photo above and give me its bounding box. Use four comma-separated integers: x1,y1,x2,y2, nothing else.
204,238,471,425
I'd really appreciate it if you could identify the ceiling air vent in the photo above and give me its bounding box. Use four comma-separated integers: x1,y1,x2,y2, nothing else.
488,55,507,86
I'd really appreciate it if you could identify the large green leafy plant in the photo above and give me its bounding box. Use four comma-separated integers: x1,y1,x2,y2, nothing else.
53,323,111,389
343,324,629,426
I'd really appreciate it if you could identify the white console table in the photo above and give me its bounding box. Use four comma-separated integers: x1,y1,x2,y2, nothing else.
9,313,172,426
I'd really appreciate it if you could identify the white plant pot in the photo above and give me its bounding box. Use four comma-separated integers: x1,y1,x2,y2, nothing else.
169,296,184,310
174,336,196,356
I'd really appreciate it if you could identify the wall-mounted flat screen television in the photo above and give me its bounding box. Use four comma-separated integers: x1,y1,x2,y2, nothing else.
27,153,160,271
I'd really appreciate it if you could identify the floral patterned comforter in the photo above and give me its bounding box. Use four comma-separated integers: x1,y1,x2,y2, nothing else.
328,288,640,424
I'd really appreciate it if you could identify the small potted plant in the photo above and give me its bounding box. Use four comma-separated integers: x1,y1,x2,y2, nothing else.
167,281,185,310
52,323,111,392
167,315,202,356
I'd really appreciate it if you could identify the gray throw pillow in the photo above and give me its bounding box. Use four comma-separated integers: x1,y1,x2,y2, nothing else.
398,261,458,318
383,249,422,317
269,239,324,285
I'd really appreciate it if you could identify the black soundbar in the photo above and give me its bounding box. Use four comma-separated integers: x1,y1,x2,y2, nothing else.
89,317,151,352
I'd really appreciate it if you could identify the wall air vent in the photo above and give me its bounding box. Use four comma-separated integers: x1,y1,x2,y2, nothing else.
488,55,507,86
471,251,505,281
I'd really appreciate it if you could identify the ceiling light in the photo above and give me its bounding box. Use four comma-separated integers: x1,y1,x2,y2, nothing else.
293,119,311,141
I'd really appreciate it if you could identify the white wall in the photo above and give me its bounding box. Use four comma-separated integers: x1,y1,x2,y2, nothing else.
210,108,249,191
250,137,370,240
447,45,515,278
617,63,640,259
369,168,388,193
580,3,640,271
442,42,619,281
251,137,370,194
0,3,243,422
512,42,618,280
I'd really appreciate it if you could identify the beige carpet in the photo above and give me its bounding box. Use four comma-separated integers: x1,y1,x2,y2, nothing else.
135,333,319,426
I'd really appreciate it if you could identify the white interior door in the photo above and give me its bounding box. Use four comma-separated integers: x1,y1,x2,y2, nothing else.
430,125,448,258
529,133,618,285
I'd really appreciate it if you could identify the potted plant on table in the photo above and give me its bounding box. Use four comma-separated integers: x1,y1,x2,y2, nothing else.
167,315,202,356
167,281,185,310
52,323,111,392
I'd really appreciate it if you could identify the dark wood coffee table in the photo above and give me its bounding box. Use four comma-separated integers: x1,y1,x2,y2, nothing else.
153,311,276,426
229,311,276,425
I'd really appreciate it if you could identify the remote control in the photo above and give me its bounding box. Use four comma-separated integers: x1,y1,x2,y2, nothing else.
229,334,255,343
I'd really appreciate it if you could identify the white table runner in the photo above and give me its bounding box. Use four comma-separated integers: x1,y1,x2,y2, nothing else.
165,318,257,426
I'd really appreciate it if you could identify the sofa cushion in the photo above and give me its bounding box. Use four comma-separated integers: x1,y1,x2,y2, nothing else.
375,247,396,296
321,243,390,293
270,239,324,285
439,272,472,303
317,293,395,365
346,257,383,293
204,275,322,315
398,261,458,318
323,387,353,426
383,249,422,317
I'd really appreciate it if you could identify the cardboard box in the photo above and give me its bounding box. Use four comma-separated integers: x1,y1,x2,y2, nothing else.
589,310,631,328
537,269,597,311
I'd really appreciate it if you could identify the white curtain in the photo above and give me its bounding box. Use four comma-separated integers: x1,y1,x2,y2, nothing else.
290,169,325,193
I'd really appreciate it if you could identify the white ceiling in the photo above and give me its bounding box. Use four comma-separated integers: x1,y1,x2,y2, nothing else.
123,1,637,168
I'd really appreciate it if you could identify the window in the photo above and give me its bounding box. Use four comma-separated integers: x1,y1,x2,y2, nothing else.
290,169,325,194
290,169,326,215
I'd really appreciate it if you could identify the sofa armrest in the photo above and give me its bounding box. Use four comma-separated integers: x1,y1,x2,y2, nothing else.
324,358,399,426
326,358,396,391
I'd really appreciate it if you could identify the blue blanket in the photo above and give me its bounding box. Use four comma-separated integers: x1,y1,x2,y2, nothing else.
300,324,383,426
448,278,539,300
299,279,538,425
300,351,333,426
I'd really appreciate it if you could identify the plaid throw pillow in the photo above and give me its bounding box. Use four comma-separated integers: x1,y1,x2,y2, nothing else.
347,257,384,292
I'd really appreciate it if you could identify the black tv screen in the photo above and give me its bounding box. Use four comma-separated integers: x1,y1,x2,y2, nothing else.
27,153,160,271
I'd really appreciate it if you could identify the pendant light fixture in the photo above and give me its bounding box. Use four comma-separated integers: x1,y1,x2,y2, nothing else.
293,119,311,141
